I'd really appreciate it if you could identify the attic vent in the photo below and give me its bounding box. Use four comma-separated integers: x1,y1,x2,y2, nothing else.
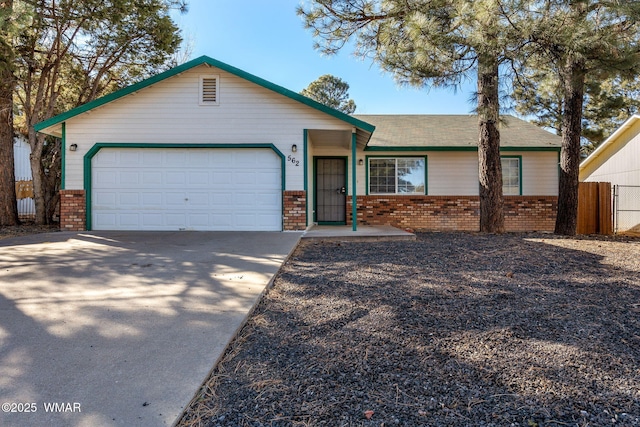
199,75,219,105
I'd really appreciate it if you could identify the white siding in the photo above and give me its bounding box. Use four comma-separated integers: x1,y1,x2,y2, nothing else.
64,65,352,190
427,152,479,195
350,150,558,196
518,151,559,195
582,120,640,186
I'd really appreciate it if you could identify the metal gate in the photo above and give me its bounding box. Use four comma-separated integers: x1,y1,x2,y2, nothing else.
613,185,640,233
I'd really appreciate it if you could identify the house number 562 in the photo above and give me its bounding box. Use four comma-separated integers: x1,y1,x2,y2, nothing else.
287,155,300,166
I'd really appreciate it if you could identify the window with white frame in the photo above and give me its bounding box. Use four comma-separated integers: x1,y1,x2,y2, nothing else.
199,75,220,105
501,157,521,195
369,157,426,194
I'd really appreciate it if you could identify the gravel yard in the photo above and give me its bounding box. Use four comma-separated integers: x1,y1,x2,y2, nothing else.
0,223,59,240
179,233,637,426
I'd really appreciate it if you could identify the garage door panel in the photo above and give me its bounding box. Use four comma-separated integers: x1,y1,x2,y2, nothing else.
95,213,117,227
210,151,233,166
142,151,163,165
256,192,281,208
122,213,142,227
92,148,282,231
256,214,281,228
120,151,142,165
212,192,233,205
165,192,188,206
119,171,140,185
187,192,210,206
119,193,139,206
166,214,187,226
188,171,210,185
142,192,163,207
95,192,117,207
212,214,233,227
142,172,163,185
94,150,118,165
95,170,118,186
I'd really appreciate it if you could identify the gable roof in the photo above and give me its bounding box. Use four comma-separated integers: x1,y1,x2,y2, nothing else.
35,55,375,137
580,114,640,177
354,114,562,151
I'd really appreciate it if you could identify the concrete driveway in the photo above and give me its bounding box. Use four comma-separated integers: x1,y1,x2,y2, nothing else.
0,231,301,427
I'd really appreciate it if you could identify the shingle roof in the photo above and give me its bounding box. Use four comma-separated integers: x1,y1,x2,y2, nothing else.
354,115,561,150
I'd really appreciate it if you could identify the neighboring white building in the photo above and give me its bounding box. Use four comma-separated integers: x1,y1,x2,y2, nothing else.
580,115,640,232
13,136,35,219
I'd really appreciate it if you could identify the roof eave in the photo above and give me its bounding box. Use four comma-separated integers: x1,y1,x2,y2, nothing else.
579,114,640,171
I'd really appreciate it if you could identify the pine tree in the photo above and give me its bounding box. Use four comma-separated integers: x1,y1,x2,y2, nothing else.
515,1,640,235
0,0,18,225
299,0,523,233
301,74,357,114
12,0,185,224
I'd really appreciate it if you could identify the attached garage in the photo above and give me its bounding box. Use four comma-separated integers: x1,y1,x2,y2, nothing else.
88,146,283,231
34,56,375,232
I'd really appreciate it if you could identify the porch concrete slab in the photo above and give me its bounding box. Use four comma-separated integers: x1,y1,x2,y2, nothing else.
302,225,415,242
0,231,301,427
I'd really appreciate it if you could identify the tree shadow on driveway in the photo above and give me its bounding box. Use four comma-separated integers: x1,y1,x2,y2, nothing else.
0,231,300,427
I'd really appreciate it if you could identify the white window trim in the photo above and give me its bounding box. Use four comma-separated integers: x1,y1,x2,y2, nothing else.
199,74,220,106
501,156,522,195
368,157,426,195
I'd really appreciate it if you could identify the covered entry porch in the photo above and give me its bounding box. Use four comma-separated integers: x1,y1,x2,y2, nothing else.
304,126,372,231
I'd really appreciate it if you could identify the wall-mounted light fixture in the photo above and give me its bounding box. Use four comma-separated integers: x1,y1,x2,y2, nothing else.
291,144,297,153
358,159,364,166
69,144,78,152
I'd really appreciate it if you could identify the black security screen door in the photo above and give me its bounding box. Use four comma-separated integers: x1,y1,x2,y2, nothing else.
316,158,346,224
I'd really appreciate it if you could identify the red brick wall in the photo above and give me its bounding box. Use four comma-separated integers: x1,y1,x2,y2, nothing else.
283,191,306,231
59,190,86,231
347,195,557,232
504,196,558,232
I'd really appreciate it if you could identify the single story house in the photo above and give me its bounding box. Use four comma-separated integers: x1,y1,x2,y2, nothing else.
35,56,561,232
580,115,640,232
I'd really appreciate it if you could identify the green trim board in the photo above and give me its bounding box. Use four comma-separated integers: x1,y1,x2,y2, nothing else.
313,156,348,225
83,142,286,231
35,56,375,135
501,155,523,196
351,131,357,231
364,146,561,152
61,123,66,190
303,129,309,228
365,155,428,196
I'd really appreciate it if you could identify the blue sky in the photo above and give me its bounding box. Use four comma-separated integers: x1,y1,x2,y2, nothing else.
172,0,478,115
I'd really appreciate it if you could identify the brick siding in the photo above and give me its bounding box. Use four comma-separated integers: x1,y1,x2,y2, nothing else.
347,195,557,232
283,190,306,231
59,190,86,231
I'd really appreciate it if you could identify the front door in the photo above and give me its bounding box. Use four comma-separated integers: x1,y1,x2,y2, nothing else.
315,158,346,224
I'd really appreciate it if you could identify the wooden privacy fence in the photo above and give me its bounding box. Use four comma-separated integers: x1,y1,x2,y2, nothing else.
577,182,613,235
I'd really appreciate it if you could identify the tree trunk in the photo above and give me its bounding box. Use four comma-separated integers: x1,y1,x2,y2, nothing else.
477,52,505,233
555,57,585,236
43,138,61,221
0,0,19,226
28,129,49,225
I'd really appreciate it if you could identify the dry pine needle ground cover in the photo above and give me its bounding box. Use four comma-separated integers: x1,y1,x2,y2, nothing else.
0,223,59,240
179,232,640,427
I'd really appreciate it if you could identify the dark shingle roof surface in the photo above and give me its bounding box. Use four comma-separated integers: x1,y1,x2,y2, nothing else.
354,115,561,149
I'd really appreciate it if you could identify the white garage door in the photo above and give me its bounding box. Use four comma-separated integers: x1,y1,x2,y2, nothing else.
91,147,282,231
